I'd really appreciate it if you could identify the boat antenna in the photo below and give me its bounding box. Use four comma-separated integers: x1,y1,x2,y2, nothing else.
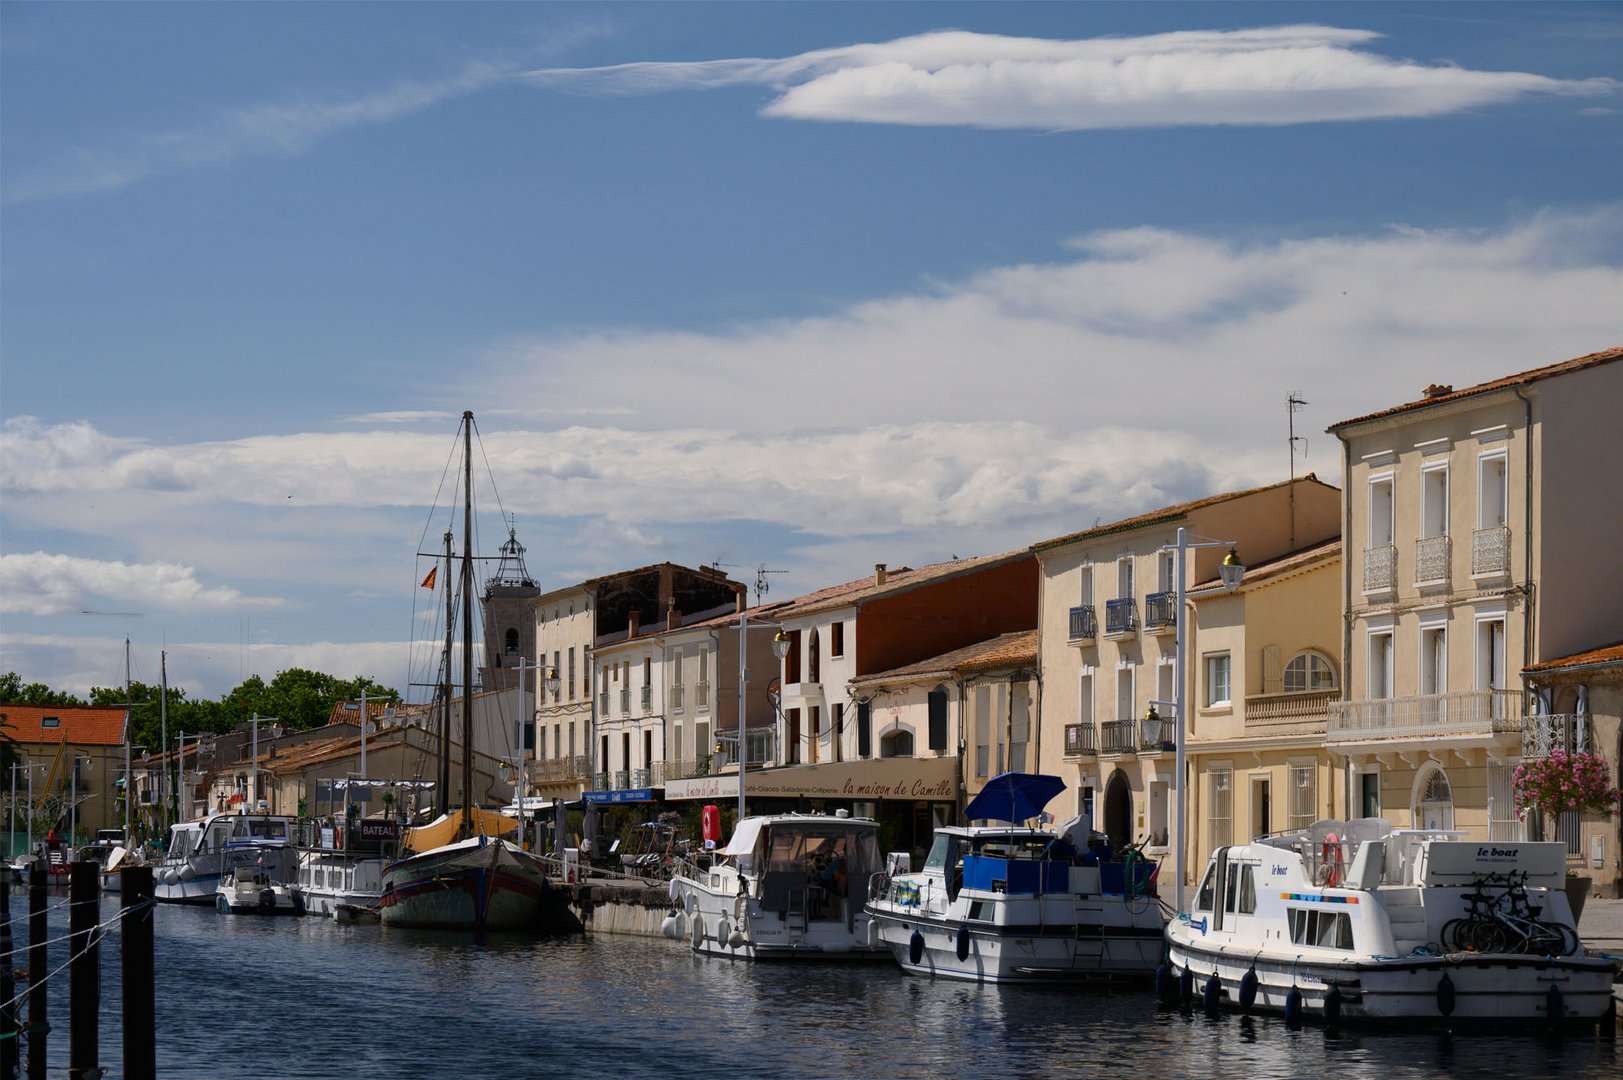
1288,392,1308,551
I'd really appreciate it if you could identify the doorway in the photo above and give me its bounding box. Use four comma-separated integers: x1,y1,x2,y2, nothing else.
1103,771,1133,849
1252,777,1272,839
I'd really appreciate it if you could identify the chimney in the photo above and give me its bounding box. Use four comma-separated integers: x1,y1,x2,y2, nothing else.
875,563,887,587
1422,383,1453,399
734,584,747,613
628,610,641,638
667,595,679,629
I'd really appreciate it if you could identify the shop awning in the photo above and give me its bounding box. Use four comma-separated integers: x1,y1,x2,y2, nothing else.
663,755,958,802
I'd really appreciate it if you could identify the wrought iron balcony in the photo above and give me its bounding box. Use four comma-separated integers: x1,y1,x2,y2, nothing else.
630,768,650,788
1415,534,1450,586
657,758,712,782
1473,525,1511,576
1068,605,1097,642
1327,689,1521,743
1364,544,1397,592
1063,722,1097,757
612,770,630,789
1100,719,1138,754
1105,598,1139,636
669,683,684,710
695,681,711,708
1522,713,1592,759
1144,591,1177,634
533,754,590,782
591,772,607,791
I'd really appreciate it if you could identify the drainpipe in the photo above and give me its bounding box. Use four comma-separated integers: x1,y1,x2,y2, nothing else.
1337,428,1355,821
1513,386,1537,686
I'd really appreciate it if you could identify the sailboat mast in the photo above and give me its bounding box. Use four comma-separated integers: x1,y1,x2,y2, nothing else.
123,638,132,835
440,530,454,812
460,410,475,836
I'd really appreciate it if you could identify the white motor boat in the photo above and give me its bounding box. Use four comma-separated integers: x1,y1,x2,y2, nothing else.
1165,818,1615,1025
297,816,399,919
867,772,1165,983
154,813,298,904
215,865,304,915
666,811,887,961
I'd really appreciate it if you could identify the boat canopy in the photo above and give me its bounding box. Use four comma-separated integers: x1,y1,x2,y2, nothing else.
405,806,516,851
965,772,1065,825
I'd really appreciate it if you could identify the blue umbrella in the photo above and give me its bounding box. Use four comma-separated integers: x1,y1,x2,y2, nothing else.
964,772,1066,824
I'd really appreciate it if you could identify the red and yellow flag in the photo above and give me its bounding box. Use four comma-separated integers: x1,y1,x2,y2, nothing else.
420,567,437,590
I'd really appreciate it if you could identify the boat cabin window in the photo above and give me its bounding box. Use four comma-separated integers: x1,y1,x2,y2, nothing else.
1287,908,1354,950
924,835,952,873
1224,864,1257,915
1194,865,1216,912
248,820,287,839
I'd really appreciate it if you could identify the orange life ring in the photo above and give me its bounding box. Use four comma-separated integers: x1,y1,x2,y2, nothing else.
1319,833,1344,887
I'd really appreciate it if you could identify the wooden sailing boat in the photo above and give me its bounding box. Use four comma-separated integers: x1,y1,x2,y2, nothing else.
378,411,552,931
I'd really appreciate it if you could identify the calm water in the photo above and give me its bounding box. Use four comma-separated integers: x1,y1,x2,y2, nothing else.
10,892,1621,1078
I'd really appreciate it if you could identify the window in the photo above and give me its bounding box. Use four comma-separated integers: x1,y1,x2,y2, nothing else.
1078,564,1093,605
1478,452,1508,529
1287,908,1354,950
1077,672,1094,726
1157,551,1175,593
856,701,872,758
1368,475,1395,547
1420,464,1449,539
1209,768,1232,849
1224,864,1257,915
642,657,651,687
830,622,845,658
505,628,520,654
1476,617,1506,691
1368,631,1394,699
1204,653,1231,707
1421,625,1447,696
881,729,914,758
1116,557,1134,599
927,685,949,753
1417,765,1454,830
1194,865,1216,912
1289,765,1316,833
1282,652,1337,694
974,686,991,776
1116,667,1135,721
567,648,577,700
42,716,60,728
831,703,844,763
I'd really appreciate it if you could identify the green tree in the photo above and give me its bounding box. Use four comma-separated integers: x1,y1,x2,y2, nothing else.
0,672,85,706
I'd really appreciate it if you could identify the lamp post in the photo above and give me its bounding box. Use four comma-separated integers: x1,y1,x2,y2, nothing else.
1156,527,1244,912
733,617,791,822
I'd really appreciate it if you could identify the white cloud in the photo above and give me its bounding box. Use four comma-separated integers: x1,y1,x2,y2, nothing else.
520,26,1616,129
0,553,284,617
4,59,511,203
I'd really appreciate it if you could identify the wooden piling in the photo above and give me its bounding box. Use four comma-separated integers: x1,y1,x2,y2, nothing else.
121,866,156,1080
27,859,45,1080
67,861,99,1080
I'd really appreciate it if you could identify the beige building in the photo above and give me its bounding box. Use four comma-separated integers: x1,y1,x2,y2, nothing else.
1183,541,1343,878
1326,346,1623,847
1035,477,1341,860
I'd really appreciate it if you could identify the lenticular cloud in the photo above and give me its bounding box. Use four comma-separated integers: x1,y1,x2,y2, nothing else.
520,25,1614,129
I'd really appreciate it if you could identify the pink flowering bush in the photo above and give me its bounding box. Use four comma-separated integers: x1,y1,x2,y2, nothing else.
1512,749,1622,819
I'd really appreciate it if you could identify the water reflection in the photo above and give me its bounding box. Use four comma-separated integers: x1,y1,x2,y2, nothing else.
14,896,1622,1079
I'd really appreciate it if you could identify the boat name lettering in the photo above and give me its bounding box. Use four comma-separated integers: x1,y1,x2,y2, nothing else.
1476,846,1519,859
1270,865,1289,877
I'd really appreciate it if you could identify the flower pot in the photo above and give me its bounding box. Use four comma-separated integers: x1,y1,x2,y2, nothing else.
1564,874,1591,925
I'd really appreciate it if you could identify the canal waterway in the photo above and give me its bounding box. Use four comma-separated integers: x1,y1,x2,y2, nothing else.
13,893,1622,1078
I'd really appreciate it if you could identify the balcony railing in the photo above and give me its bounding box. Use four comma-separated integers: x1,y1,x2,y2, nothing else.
669,684,684,710
1364,544,1397,592
1522,713,1592,759
1105,598,1138,636
630,768,650,788
612,770,630,789
1473,525,1511,576
656,757,713,782
1244,690,1336,729
1415,535,1451,586
1327,689,1521,743
1144,591,1176,633
1100,719,1138,754
640,686,653,713
591,772,607,791
1063,722,1097,757
533,754,590,782
1068,605,1097,641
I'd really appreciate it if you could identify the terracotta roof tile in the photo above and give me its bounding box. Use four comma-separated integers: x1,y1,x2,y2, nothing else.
1329,346,1623,431
851,631,1039,687
0,705,125,746
1032,477,1338,553
1523,641,1623,675
782,550,1033,618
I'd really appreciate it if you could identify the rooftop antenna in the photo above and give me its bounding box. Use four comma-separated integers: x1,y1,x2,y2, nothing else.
1288,392,1309,551
754,564,788,605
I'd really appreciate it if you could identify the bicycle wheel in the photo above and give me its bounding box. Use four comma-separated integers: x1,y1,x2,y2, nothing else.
1467,919,1510,954
1441,918,1470,952
1523,925,1564,956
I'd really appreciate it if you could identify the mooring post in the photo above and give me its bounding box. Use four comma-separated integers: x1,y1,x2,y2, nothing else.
120,866,155,1080
26,859,45,1080
1,872,17,1080
67,860,99,1080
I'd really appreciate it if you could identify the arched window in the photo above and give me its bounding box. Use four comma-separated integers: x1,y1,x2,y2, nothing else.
1415,765,1454,830
880,729,914,759
504,628,520,654
1283,651,1337,694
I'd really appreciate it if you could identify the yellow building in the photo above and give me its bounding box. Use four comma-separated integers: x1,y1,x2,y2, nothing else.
1184,540,1343,877
1035,477,1341,865
1326,346,1623,847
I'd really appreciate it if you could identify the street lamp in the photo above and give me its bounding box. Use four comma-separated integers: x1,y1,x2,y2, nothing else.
1157,528,1245,912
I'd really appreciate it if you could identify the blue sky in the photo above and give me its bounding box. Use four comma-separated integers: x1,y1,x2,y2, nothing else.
2,2,1620,702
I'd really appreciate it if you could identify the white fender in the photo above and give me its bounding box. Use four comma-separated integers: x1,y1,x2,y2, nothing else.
691,915,705,947
668,877,682,902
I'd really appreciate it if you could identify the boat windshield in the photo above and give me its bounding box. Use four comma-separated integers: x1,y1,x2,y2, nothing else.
923,835,951,873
